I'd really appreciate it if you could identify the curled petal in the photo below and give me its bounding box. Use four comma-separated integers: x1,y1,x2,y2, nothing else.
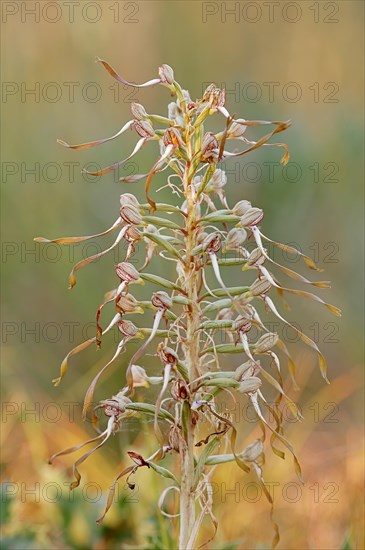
34,218,122,245
53,313,121,385
96,57,161,88
250,392,303,483
70,415,115,490
126,308,164,390
259,265,341,317
251,226,329,287
68,226,129,289
264,296,329,382
258,229,323,271
145,144,175,211
83,138,146,177
82,340,125,419
57,120,134,150
223,121,291,160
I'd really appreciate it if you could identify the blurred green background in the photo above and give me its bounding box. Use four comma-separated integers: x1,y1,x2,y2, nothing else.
1,1,364,549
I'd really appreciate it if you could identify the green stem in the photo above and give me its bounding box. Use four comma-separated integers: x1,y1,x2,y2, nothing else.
178,161,202,550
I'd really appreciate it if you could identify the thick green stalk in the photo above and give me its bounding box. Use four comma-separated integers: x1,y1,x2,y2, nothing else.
178,161,202,550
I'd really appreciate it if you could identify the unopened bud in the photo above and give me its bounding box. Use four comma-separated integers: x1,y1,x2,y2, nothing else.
120,204,143,225
238,376,262,393
250,277,272,296
131,102,148,120
163,127,183,147
168,425,181,452
241,439,264,462
240,207,264,227
234,315,252,333
233,200,252,216
235,361,257,381
228,119,247,138
246,247,266,266
168,102,184,126
224,228,247,251
206,169,227,191
116,293,140,314
120,193,139,207
170,379,189,401
118,319,139,338
202,233,222,254
133,119,155,138
157,342,178,365
125,226,142,243
253,333,279,353
202,84,226,109
115,262,140,283
201,132,219,163
130,365,149,387
159,64,174,85
100,391,131,417
151,291,172,310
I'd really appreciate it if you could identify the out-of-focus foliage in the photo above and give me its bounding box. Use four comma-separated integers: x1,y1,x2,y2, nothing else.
1,1,364,548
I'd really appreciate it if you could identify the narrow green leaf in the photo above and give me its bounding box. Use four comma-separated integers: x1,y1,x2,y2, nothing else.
124,402,174,423
148,462,179,483
202,343,245,355
144,232,183,260
193,436,219,489
140,273,183,292
200,320,233,330
142,215,182,231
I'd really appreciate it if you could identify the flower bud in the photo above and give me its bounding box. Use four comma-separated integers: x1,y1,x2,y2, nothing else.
206,169,227,192
115,262,140,283
240,207,264,227
228,119,247,138
238,376,262,394
130,365,150,388
133,119,155,138
241,439,264,462
235,361,257,381
100,391,131,417
233,200,252,216
249,277,272,296
202,233,222,254
168,425,181,452
117,319,139,338
157,342,178,365
202,84,226,109
131,102,148,120
120,193,139,207
151,291,172,310
116,293,140,314
246,247,266,266
224,228,247,251
120,204,143,225
201,132,219,163
159,64,174,85
163,127,183,148
253,332,279,353
233,315,252,334
125,226,142,243
168,102,184,126
170,379,189,401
